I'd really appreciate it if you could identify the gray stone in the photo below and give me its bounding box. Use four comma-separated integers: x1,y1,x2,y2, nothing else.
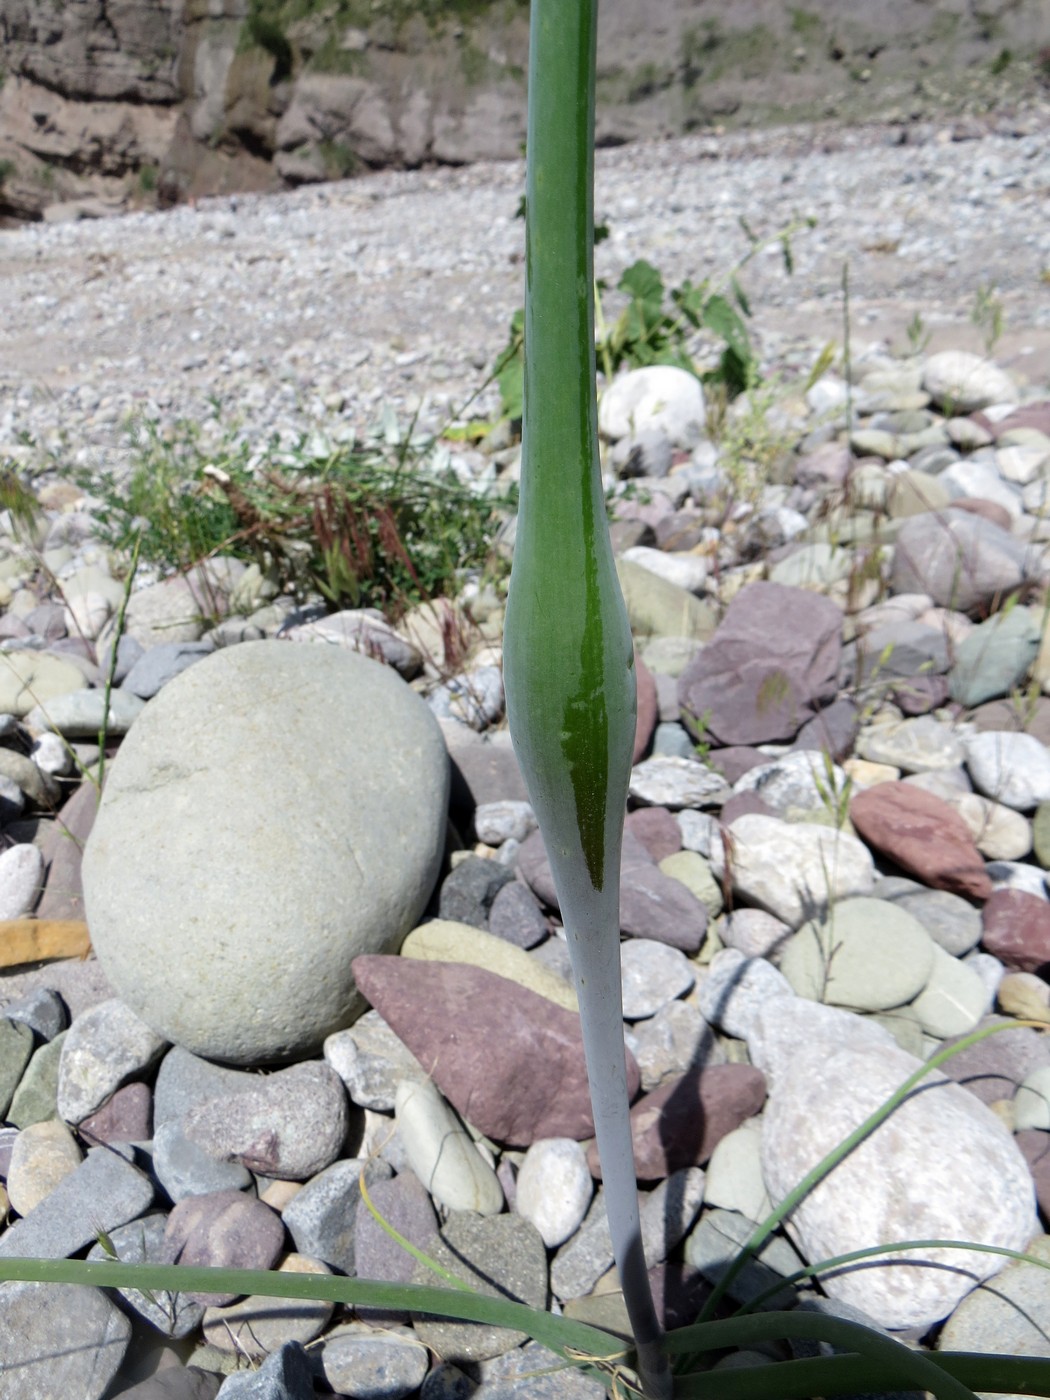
0,1144,154,1259
875,882,983,957
282,1157,393,1274
551,1169,704,1301
487,880,549,949
25,687,146,738
855,715,965,772
8,1029,66,1128
625,998,724,1092
1,986,68,1041
950,608,1040,707
282,609,423,680
0,1281,131,1400
153,1120,254,1203
473,1341,606,1398
890,511,1036,614
599,365,705,447
0,652,87,719
697,948,794,1039
202,1254,333,1358
323,1010,426,1111
122,641,216,699
86,1212,206,1338
703,1119,771,1221
474,800,536,845
732,749,851,817
438,854,515,929
412,1211,549,1362
57,997,168,1123
719,908,793,960
315,1322,429,1398
83,642,449,1063
922,350,1017,413
0,843,43,919
938,1234,1050,1363
153,1047,260,1131
182,1060,349,1180
0,1017,33,1119
685,1205,804,1309
6,1118,82,1215
215,1340,315,1400
395,1077,503,1215
906,943,990,1038
711,815,875,927
629,755,729,808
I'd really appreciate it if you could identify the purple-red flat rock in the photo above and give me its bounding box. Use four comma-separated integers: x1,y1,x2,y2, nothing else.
352,956,640,1146
982,889,1050,974
587,1063,766,1181
79,1082,152,1147
677,582,843,746
625,807,682,863
850,781,992,901
163,1189,285,1305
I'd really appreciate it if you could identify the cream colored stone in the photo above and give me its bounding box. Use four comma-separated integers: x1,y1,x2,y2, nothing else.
401,919,577,1012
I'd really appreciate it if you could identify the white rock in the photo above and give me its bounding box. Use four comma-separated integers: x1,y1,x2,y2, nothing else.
514,1138,593,1247
938,460,1023,518
0,843,44,920
57,998,168,1123
732,749,851,817
622,546,708,595
712,814,875,927
922,350,1017,413
30,731,73,777
629,755,728,809
760,1021,1037,1329
6,1119,83,1216
599,365,706,447
997,444,1050,485
395,1078,503,1216
473,800,536,845
966,731,1050,812
620,939,695,1020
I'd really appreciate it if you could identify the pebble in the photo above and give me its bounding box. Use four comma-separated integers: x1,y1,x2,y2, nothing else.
6,1118,83,1216
202,1255,333,1359
86,1212,206,1338
152,1121,254,1203
314,1321,429,1398
937,1234,1050,1358
514,1138,593,1248
620,939,695,1019
0,1281,131,1400
163,1190,286,1307
966,730,1050,811
7,1030,66,1128
282,1158,393,1275
395,1077,503,1216
0,1144,154,1260
323,1010,426,1111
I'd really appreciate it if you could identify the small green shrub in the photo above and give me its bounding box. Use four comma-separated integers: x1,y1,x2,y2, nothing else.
75,411,513,617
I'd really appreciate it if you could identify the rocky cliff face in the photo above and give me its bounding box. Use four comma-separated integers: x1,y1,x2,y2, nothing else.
1,0,1047,223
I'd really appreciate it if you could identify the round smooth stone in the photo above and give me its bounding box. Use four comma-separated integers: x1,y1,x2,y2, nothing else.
395,1078,503,1216
83,642,449,1063
966,731,1050,812
202,1254,334,1358
906,944,990,1039
514,1138,593,1248
779,897,935,1012
1033,801,1050,868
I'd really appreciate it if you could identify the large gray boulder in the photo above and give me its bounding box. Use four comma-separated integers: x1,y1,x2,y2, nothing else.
83,641,449,1064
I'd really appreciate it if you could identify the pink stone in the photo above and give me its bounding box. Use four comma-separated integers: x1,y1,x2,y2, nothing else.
352,956,640,1146
624,806,681,863
163,1189,285,1305
79,1082,152,1146
850,781,992,901
587,1063,766,1181
982,889,1050,974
